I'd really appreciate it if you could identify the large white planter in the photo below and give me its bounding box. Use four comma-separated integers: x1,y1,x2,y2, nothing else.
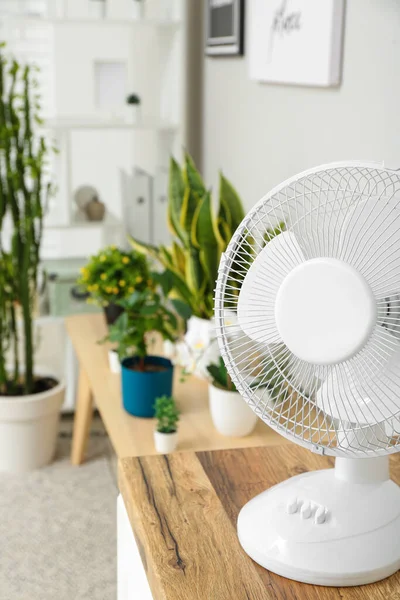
154,430,178,454
0,372,65,473
209,383,258,437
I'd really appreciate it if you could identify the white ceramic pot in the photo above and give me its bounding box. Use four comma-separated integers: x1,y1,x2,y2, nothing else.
0,372,65,473
108,349,121,374
154,430,178,454
88,0,105,18
209,383,258,437
124,105,140,125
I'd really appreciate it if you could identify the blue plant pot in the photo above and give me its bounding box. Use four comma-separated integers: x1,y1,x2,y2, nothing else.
121,356,174,418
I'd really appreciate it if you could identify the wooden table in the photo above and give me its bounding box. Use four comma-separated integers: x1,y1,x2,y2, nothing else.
66,313,288,464
118,444,400,600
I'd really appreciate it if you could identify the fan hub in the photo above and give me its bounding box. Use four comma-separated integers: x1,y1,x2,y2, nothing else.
275,258,376,365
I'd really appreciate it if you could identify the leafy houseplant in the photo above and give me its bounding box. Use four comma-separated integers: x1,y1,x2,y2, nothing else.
0,48,65,471
206,354,289,438
153,395,180,453
207,356,238,392
78,246,150,325
126,93,141,124
130,153,246,320
105,286,186,417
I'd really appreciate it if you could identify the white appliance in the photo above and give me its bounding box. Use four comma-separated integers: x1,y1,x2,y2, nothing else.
215,162,400,586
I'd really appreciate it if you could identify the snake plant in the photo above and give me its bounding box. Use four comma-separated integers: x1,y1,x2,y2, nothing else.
130,153,246,319
0,48,55,395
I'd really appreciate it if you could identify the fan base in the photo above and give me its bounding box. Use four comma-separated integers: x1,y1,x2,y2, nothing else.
238,467,400,586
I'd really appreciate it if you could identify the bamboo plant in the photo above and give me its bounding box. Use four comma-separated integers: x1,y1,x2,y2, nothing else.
130,153,246,320
0,47,55,396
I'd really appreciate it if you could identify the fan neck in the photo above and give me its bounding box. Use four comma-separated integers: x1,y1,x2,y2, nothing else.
335,456,389,484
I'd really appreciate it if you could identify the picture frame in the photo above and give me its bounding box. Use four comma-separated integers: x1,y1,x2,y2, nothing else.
248,0,345,87
205,0,244,57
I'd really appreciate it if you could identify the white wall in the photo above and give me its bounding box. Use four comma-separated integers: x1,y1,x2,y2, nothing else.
203,0,400,210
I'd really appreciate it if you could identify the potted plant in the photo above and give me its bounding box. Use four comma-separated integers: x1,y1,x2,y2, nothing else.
78,245,150,327
0,50,65,472
207,357,258,437
105,286,186,417
130,153,247,377
125,93,141,124
153,395,179,453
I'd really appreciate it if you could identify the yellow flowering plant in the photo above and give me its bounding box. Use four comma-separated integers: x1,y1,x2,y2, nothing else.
78,246,150,307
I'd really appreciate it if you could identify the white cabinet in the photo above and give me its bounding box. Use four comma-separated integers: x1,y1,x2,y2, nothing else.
117,494,154,600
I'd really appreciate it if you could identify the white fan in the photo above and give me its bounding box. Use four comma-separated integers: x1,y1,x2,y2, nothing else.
215,162,400,587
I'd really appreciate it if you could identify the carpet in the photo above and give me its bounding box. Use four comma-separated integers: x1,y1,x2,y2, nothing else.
0,418,117,600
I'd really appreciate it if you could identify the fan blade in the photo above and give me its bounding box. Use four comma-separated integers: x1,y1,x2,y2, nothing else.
237,231,305,345
339,196,400,298
316,346,400,425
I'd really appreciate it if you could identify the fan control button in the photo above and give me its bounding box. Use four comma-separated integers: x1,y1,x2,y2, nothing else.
300,502,312,519
315,507,327,524
286,498,298,514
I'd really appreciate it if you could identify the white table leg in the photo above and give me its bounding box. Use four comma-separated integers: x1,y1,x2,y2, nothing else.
117,494,154,600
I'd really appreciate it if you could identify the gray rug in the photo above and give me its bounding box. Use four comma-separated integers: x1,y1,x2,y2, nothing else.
0,417,117,600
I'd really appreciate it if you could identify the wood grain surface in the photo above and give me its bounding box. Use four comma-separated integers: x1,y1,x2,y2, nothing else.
119,445,400,600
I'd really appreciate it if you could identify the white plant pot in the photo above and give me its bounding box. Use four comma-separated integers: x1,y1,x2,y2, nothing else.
108,349,121,374
209,383,258,437
131,0,144,19
0,371,65,473
88,0,105,18
124,105,140,125
154,430,178,454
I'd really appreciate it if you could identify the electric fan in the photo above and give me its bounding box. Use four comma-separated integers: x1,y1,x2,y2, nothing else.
215,162,400,587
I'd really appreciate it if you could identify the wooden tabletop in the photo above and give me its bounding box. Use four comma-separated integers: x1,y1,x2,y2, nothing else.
119,445,400,600
66,313,288,459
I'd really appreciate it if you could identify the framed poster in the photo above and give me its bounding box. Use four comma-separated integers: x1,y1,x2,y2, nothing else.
206,0,244,56
248,0,345,87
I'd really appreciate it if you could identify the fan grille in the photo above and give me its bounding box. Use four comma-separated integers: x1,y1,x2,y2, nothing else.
215,163,400,458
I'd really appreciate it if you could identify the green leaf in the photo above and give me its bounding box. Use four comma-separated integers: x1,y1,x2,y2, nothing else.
218,173,245,240
185,248,203,296
191,192,223,287
167,157,187,245
184,152,206,198
140,302,160,316
129,236,164,264
171,298,192,321
180,185,200,246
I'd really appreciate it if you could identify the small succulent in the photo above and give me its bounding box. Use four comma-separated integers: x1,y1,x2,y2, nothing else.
155,396,180,434
126,93,141,105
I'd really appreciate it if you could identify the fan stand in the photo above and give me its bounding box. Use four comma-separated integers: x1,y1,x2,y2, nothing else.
238,455,400,586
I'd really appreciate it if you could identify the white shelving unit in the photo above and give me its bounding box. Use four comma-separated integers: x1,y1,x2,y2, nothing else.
0,0,188,256
0,0,188,411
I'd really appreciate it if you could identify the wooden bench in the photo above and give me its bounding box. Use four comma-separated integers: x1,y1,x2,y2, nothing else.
66,313,288,463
